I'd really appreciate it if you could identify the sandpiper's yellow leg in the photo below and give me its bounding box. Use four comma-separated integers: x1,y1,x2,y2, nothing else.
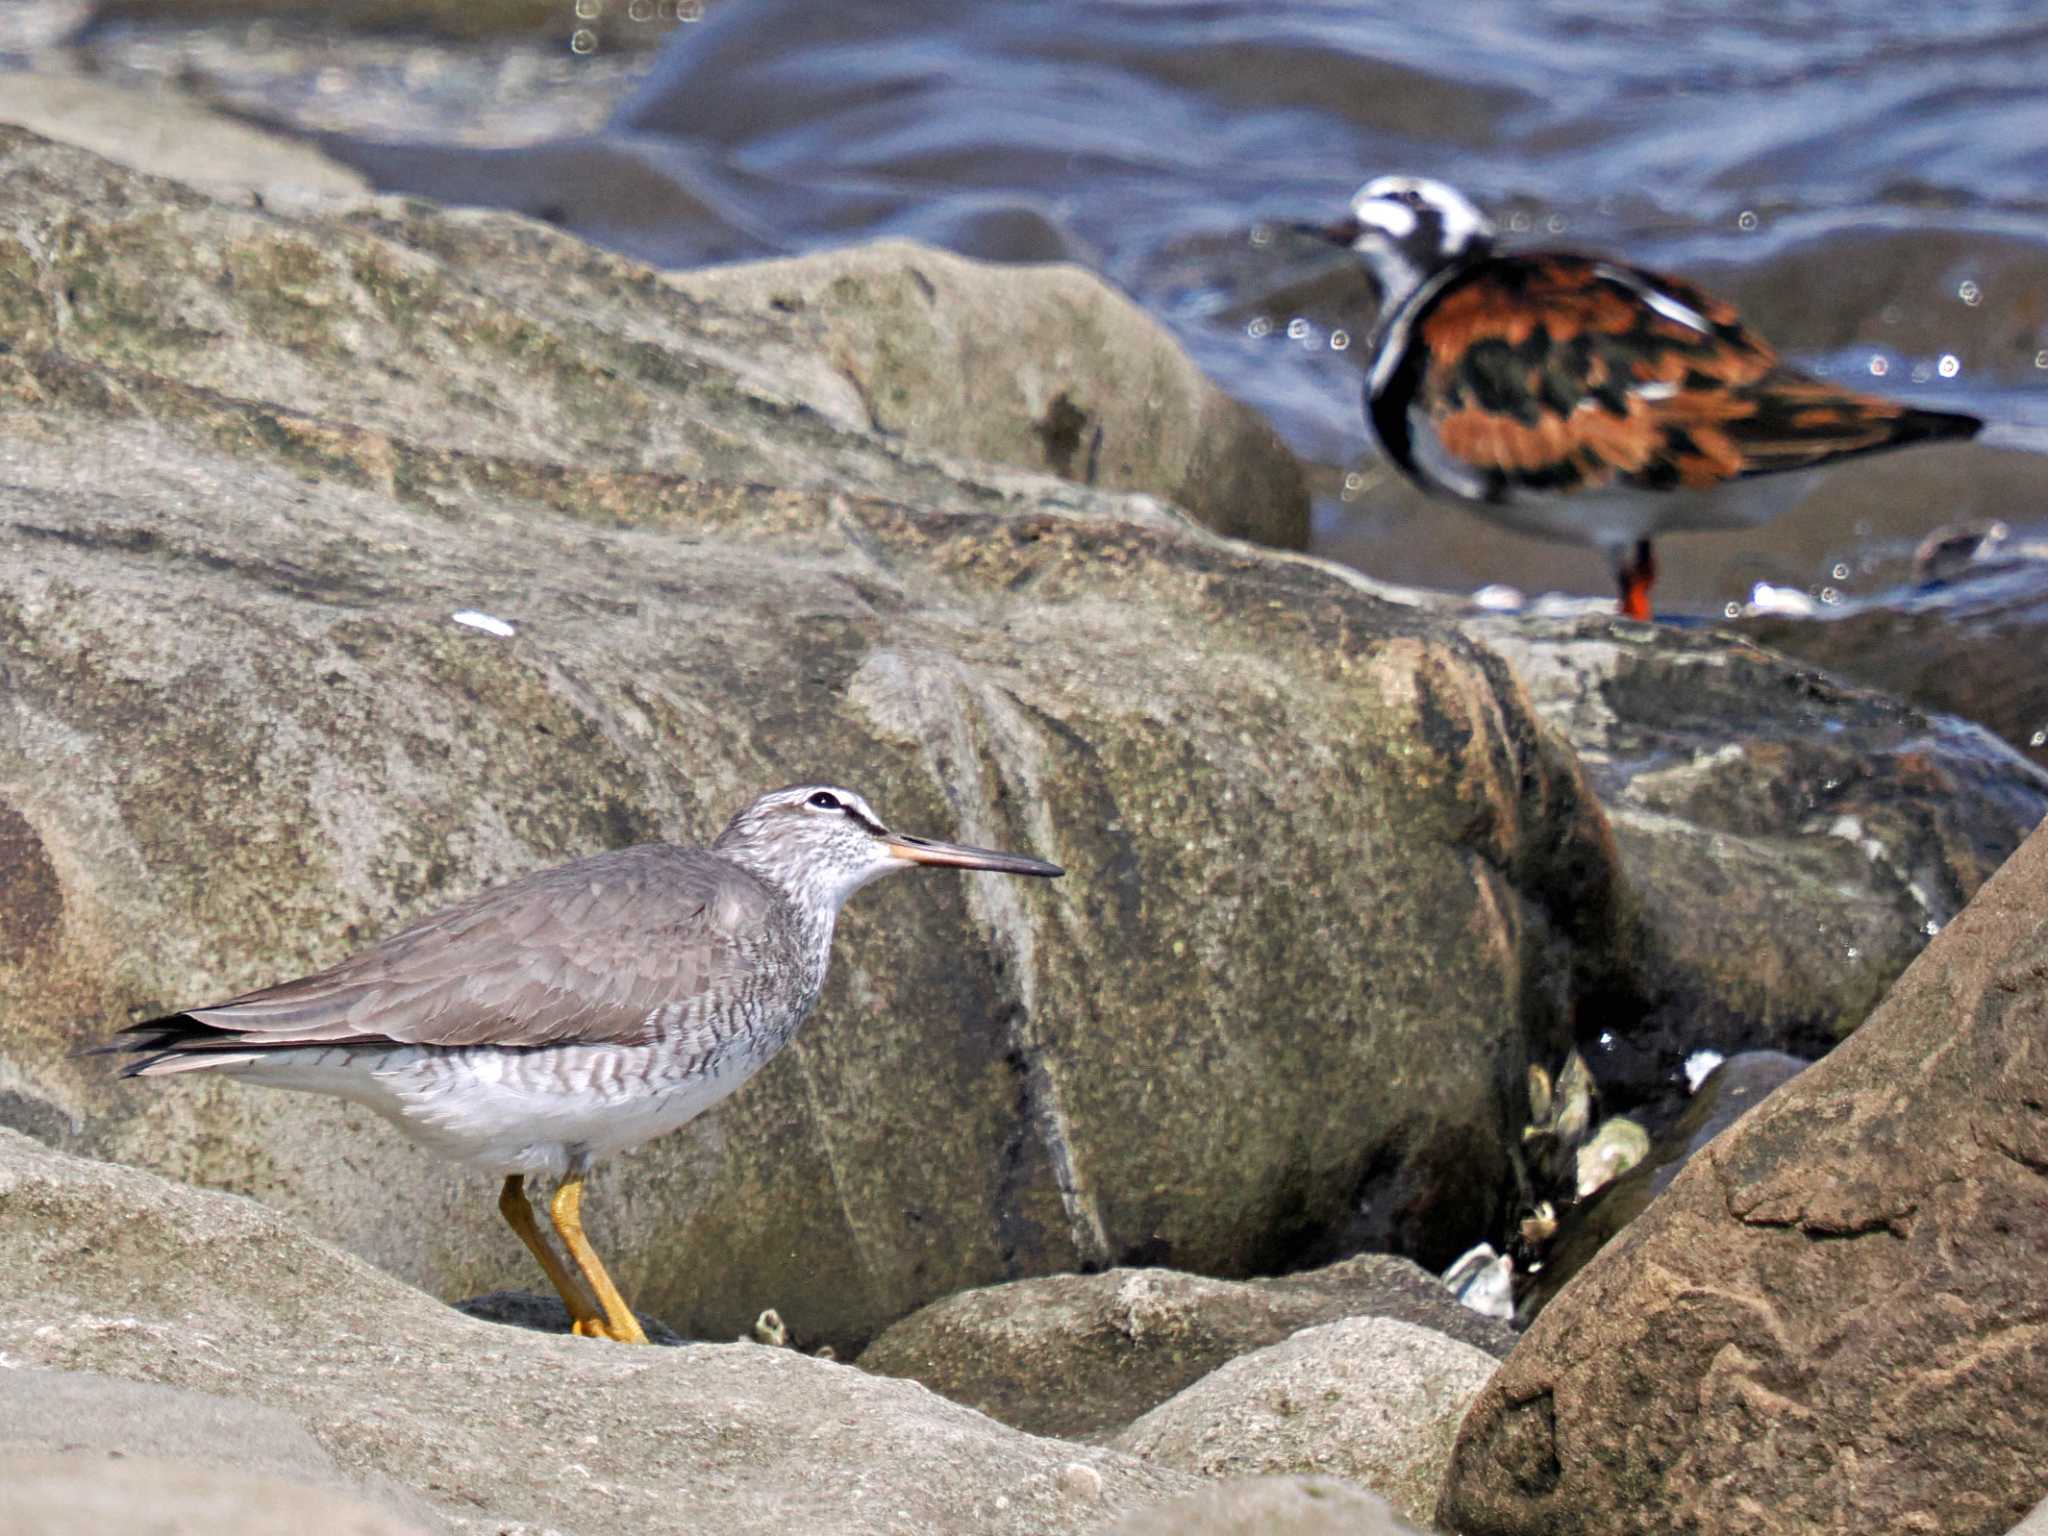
549,1174,649,1345
498,1174,607,1334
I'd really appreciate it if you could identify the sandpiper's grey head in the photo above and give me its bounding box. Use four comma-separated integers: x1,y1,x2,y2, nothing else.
713,784,1063,912
1301,175,1495,315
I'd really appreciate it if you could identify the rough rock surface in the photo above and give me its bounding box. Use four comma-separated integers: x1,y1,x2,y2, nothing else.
665,242,1309,548
1470,614,2048,1121
0,1368,442,1528
0,127,1604,1348
0,1128,1195,1536
1114,1316,1497,1527
1439,818,2048,1536
857,1257,1514,1442
0,1453,433,1536
1103,1477,1431,1536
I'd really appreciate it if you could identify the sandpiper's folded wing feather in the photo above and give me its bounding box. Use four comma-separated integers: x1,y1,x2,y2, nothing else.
110,844,784,1064
1398,254,1979,497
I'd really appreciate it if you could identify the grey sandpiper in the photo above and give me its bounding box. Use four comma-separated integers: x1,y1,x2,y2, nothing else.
102,784,1063,1343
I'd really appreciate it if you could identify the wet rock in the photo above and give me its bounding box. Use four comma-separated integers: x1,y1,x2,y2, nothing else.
1113,1316,1497,1528
88,0,682,50
1439,820,2048,1536
664,240,1311,547
0,1454,434,1536
1740,554,2048,776
1513,1051,1809,1324
0,128,1602,1350
1468,613,2048,1124
857,1258,1515,1443
0,1128,1195,1535
0,71,370,199
1103,1477,1432,1536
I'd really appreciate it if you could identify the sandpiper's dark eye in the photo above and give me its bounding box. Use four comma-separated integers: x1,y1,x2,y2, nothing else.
806,791,843,811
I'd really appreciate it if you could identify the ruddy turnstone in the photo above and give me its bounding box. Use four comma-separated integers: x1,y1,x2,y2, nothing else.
1303,177,1983,618
102,784,1062,1344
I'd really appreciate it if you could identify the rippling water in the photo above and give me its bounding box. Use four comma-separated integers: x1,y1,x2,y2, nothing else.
319,0,2048,612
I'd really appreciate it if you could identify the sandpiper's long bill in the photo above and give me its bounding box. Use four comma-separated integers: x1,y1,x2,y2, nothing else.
101,784,1062,1344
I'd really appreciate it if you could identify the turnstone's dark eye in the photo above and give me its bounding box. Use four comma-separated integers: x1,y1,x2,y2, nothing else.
806,791,843,811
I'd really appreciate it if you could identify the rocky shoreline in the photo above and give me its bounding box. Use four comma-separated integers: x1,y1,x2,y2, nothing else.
1,53,2045,1536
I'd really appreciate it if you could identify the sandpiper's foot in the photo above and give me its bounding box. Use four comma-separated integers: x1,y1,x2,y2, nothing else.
550,1174,651,1345
497,1173,608,1335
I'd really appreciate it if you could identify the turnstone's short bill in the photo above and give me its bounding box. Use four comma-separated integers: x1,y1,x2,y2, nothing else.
1301,177,1983,619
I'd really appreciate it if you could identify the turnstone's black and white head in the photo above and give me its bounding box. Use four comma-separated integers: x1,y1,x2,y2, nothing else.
1317,175,1496,320
1300,176,1982,620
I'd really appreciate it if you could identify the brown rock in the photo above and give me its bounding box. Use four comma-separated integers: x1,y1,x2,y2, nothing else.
1439,819,2048,1536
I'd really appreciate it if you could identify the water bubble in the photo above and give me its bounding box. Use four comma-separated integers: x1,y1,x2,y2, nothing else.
1938,354,1960,378
629,0,653,19
1867,355,1890,377
1545,214,1566,234
2031,728,2046,748
1881,304,1904,326
1246,316,1272,339
1737,210,1758,231
1724,601,1742,619
677,0,705,18
1249,224,1273,249
1958,280,1982,306
1820,586,1841,605
1286,317,1311,341
1329,330,1351,352
1343,471,1365,492
1910,362,1932,383
1832,563,1850,581
1508,212,1532,234
570,27,596,52
2036,351,2048,370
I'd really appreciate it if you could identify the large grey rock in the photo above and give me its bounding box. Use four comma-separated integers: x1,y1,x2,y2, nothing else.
1440,818,2048,1536
664,242,1310,548
0,1370,441,1530
857,1257,1514,1442
0,127,1603,1349
1103,1477,1432,1536
0,1453,432,1536
0,1128,1194,1536
1114,1317,1497,1527
1470,615,2048,1121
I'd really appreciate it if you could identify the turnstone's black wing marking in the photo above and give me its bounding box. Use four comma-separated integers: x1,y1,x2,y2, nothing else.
1386,254,1980,501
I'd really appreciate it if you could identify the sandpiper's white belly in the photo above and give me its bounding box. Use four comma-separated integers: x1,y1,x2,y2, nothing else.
224,1039,774,1177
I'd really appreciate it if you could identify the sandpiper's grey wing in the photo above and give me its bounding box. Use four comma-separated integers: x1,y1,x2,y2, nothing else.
112,844,782,1065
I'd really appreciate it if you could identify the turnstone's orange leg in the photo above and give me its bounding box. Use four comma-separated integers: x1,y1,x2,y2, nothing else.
498,1174,606,1334
1616,539,1657,622
549,1174,651,1344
